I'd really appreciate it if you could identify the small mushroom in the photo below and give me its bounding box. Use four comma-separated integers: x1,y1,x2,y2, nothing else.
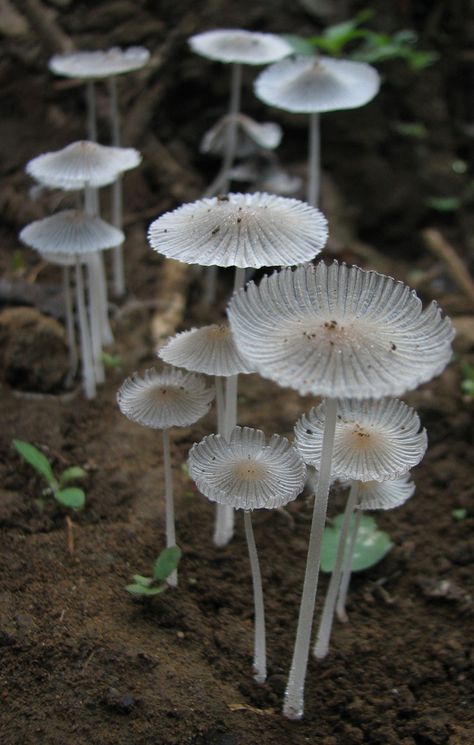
188,426,306,682
201,113,282,158
117,367,215,586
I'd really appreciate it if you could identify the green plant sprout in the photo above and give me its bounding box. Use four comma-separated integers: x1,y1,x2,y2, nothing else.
101,351,123,369
321,513,393,573
12,439,86,511
284,9,438,70
459,360,474,397
126,546,182,596
452,508,467,522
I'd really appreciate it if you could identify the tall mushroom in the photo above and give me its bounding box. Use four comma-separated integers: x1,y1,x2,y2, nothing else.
188,426,306,683
117,367,215,586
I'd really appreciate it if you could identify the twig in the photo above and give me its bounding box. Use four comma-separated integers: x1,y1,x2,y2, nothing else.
151,260,192,347
23,0,74,54
65,515,75,555
422,228,474,306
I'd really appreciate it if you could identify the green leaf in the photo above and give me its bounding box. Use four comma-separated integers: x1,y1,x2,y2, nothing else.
132,575,153,586
393,121,428,140
425,196,461,212
12,440,56,485
54,487,85,511
101,351,122,369
321,513,393,573
281,34,315,56
452,508,467,521
59,466,87,486
153,546,182,582
125,583,168,596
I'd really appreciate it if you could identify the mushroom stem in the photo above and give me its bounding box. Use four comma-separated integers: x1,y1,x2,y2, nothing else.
162,428,178,587
74,257,96,399
86,80,98,142
108,75,126,298
213,374,238,546
233,266,246,294
336,508,362,623
204,62,242,198
283,396,338,720
84,183,114,347
213,375,232,547
203,265,218,305
87,254,106,384
313,481,360,659
307,112,320,207
63,265,78,383
244,509,267,684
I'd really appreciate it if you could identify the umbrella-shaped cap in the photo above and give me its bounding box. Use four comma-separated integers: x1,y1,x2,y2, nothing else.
188,426,306,510
27,141,141,190
228,261,455,398
49,47,150,79
148,192,328,269
159,323,256,377
255,54,380,114
295,398,427,482
20,210,124,256
189,29,292,66
201,114,282,158
355,474,416,511
117,367,215,430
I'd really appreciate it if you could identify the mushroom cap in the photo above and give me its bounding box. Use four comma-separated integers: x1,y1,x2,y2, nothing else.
200,114,282,158
49,47,150,79
227,261,455,398
117,367,215,429
188,426,306,510
148,192,328,269
158,323,256,377
255,54,380,114
26,141,141,190
295,398,427,482
355,474,416,511
189,29,292,66
19,210,124,256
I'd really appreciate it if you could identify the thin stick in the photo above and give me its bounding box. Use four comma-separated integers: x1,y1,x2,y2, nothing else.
422,227,474,306
244,510,266,683
65,514,75,555
74,257,96,399
162,428,177,587
86,80,97,142
307,112,320,207
63,265,78,382
283,397,338,720
313,482,360,659
336,509,362,623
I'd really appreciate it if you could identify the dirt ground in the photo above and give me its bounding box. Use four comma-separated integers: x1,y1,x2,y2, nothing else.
1,1,473,744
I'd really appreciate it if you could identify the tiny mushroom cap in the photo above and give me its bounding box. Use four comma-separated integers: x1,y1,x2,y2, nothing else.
201,114,282,158
188,426,307,511
49,47,150,79
254,54,380,114
117,367,215,430
26,141,141,190
228,261,455,398
295,398,427,482
159,323,256,377
189,29,293,66
148,192,328,269
355,474,416,511
19,210,124,257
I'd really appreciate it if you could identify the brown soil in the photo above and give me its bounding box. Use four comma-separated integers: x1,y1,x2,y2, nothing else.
1,2,474,744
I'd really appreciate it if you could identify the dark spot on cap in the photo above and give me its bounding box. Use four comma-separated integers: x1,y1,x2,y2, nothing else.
390,342,397,351
211,226,220,235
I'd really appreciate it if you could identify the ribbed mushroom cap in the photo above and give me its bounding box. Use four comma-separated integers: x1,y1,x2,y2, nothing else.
295,398,427,482
159,323,256,377
49,47,150,79
20,210,124,256
117,367,215,429
355,474,416,511
189,30,292,66
26,141,141,190
148,192,328,269
188,426,306,510
228,262,455,398
201,114,282,157
255,54,380,114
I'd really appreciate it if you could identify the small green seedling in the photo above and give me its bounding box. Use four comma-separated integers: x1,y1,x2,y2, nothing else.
321,513,393,573
101,351,123,369
126,546,182,596
452,508,467,522
12,439,86,511
459,360,474,397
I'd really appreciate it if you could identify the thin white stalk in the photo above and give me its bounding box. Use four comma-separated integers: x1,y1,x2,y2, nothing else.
233,266,246,294
108,75,126,297
307,112,320,208
86,80,97,142
213,376,232,547
63,265,78,383
74,257,95,399
203,265,218,306
87,254,105,384
283,397,338,721
162,428,178,587
84,183,114,346
213,374,238,546
336,508,362,623
313,482,360,660
244,510,266,684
